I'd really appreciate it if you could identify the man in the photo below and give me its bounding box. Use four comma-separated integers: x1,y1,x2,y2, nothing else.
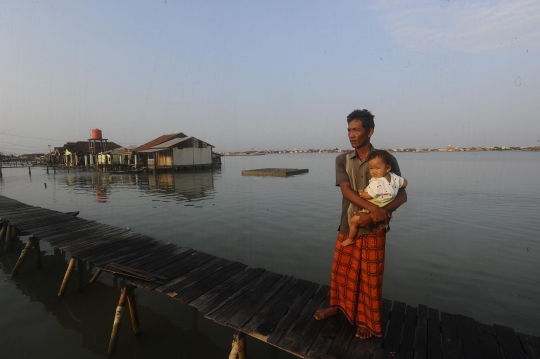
314,109,407,339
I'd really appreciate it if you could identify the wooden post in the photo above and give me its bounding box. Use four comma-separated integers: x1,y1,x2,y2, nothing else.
29,166,31,175
88,268,104,284
0,222,6,242
46,165,49,174
33,238,42,268
11,225,17,242
10,240,33,277
58,257,77,296
229,331,247,359
126,286,141,334
4,223,12,252
108,286,129,354
77,258,84,290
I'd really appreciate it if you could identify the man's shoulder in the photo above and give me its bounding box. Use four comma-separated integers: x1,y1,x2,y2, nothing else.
335,150,354,163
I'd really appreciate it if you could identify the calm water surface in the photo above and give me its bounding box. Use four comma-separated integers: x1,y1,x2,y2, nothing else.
0,152,539,358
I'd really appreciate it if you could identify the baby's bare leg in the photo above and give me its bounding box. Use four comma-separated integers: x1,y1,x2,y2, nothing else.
342,215,360,247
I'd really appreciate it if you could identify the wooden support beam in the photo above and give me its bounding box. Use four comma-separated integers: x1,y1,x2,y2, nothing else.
229,331,247,359
4,223,12,252
126,286,141,334
77,258,84,290
0,222,6,242
108,286,129,354
10,240,34,277
33,238,42,269
89,268,104,284
58,257,77,297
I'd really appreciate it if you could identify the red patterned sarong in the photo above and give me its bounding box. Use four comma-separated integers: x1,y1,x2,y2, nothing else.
330,230,386,337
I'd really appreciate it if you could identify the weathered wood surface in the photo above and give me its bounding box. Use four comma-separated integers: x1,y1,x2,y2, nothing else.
0,195,537,359
241,168,309,177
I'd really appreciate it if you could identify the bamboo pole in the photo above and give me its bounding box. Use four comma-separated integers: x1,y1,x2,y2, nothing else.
4,223,12,252
11,240,33,277
126,286,141,334
33,238,42,269
88,268,103,284
108,286,129,354
77,258,84,290
58,257,77,296
229,331,247,359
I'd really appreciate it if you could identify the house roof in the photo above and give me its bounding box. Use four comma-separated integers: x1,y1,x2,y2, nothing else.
152,136,214,149
134,133,186,152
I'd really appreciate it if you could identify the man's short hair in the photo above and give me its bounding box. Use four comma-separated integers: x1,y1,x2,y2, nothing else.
347,109,375,131
366,149,392,166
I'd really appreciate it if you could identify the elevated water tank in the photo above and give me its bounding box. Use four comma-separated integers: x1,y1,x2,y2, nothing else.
91,128,102,139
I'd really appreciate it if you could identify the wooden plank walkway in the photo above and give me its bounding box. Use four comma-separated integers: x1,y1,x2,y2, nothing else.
0,195,538,359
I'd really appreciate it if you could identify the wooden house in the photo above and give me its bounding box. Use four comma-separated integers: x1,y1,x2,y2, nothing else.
135,133,215,170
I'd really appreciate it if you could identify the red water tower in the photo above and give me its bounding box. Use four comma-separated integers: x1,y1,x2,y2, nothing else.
91,128,103,140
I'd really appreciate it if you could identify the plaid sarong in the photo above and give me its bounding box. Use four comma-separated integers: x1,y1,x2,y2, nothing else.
330,230,386,337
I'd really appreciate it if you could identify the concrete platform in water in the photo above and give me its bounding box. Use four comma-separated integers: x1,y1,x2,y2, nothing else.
241,168,309,177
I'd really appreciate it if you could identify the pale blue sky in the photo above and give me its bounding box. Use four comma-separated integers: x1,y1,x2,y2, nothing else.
1,0,539,154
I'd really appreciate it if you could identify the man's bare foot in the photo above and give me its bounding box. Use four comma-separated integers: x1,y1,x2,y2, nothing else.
341,238,354,247
356,326,373,339
314,308,339,320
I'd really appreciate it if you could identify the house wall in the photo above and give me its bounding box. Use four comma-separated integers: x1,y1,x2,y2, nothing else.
157,150,173,166
172,147,211,166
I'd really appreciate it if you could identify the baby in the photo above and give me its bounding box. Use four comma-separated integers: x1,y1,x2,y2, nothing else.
341,150,408,247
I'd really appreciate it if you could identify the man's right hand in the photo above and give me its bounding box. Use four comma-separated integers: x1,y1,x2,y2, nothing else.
369,206,392,224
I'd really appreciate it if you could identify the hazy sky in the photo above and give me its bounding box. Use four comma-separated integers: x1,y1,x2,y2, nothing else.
1,0,539,154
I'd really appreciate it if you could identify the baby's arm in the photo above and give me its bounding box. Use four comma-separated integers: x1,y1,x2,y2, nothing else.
358,189,373,200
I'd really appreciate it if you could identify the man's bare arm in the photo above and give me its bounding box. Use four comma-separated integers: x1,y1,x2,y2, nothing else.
384,188,407,213
339,182,391,226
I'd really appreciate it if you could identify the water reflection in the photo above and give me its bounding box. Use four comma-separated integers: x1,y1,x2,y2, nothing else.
60,170,218,204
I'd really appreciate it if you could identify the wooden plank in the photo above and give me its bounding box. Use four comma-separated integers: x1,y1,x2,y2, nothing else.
225,275,296,329
493,324,527,359
427,307,442,359
415,304,428,359
137,248,196,273
114,242,179,268
203,270,273,316
326,315,356,359
518,333,540,359
268,283,330,353
382,301,406,359
175,262,248,304
305,313,347,357
456,315,483,359
212,272,284,325
76,235,147,263
242,278,310,334
280,291,329,355
475,322,504,359
142,253,218,291
266,283,324,346
99,242,174,267
156,257,230,293
58,228,132,252
533,336,540,353
398,305,417,359
38,222,103,242
190,267,264,311
440,312,461,359
87,238,163,265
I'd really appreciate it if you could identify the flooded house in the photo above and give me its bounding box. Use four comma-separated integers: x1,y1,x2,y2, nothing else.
135,133,218,171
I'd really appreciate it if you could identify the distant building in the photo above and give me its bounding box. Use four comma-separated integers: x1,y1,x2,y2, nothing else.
135,133,217,170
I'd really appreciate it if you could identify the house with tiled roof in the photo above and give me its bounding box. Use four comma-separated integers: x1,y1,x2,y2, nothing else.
135,133,217,170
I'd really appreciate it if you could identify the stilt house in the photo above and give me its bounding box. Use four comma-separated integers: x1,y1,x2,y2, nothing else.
135,133,215,170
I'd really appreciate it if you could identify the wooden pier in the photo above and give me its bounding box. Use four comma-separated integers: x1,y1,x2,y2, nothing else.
0,195,538,359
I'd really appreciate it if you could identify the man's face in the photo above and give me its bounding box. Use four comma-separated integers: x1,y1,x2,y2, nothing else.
347,119,373,149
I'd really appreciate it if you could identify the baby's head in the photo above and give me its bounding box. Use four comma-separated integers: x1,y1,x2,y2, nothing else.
365,150,392,178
